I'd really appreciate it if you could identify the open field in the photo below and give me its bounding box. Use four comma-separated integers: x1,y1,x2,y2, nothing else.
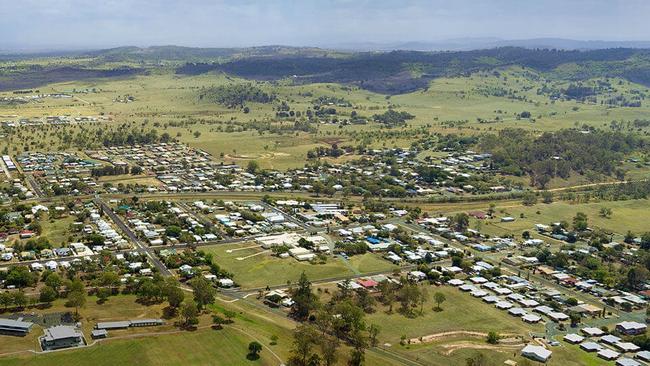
366,286,545,366
0,327,279,366
367,286,542,345
201,242,400,289
470,198,650,237
202,242,354,288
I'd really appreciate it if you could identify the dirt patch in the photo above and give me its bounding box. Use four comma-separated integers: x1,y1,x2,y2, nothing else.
224,152,290,160
318,137,345,145
408,331,521,345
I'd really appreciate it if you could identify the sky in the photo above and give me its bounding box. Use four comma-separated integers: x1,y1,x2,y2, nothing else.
0,0,648,51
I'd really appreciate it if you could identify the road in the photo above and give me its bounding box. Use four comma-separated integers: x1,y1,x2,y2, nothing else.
94,197,172,276
0,158,11,179
25,175,44,198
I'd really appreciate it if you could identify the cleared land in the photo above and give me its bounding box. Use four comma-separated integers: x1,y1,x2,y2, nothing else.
202,242,398,289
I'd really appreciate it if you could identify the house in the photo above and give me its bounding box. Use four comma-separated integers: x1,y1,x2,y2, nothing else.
548,311,569,322
600,334,621,346
447,279,464,286
218,278,234,288
637,350,650,362
616,358,641,366
96,319,163,330
495,301,513,310
564,333,584,344
617,321,647,335
580,342,601,352
0,318,34,336
581,327,605,337
508,307,527,317
40,325,84,350
616,342,641,353
91,329,108,339
408,271,427,282
357,279,379,290
522,314,542,323
521,344,551,362
597,348,620,361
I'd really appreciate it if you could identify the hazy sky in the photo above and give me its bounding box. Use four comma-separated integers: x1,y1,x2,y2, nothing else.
1,0,648,50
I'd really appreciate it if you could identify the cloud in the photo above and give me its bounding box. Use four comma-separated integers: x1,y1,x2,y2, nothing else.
0,0,648,50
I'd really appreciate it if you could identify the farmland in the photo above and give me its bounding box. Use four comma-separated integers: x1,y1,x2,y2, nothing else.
1,44,650,366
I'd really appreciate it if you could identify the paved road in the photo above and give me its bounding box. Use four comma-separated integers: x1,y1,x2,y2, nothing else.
25,175,44,198
94,198,172,276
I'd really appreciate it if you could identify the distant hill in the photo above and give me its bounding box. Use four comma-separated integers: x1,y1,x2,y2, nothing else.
4,45,650,94
328,38,650,52
177,47,650,94
82,45,337,62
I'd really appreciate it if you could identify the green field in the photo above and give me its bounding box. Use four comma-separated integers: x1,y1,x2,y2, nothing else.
367,286,542,344
203,242,354,288
202,242,399,289
471,198,650,237
0,328,279,366
3,67,650,174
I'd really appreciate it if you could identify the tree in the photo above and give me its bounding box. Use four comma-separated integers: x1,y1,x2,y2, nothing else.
466,353,487,366
247,341,263,360
320,335,339,366
0,292,13,309
378,280,396,312
452,213,470,232
166,284,185,309
6,266,37,288
642,232,650,249
569,312,581,327
12,291,28,309
246,160,260,174
96,288,111,304
599,207,613,218
486,331,499,344
39,286,57,304
522,191,537,206
66,279,86,315
190,276,216,310
44,272,62,290
419,287,428,315
287,324,320,366
573,212,588,231
398,281,421,317
180,301,199,327
368,324,380,347
627,266,649,290
433,292,446,311
290,272,319,321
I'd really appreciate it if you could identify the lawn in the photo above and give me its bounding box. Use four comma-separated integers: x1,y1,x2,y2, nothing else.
38,214,77,247
345,253,399,274
202,242,355,289
0,328,279,366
